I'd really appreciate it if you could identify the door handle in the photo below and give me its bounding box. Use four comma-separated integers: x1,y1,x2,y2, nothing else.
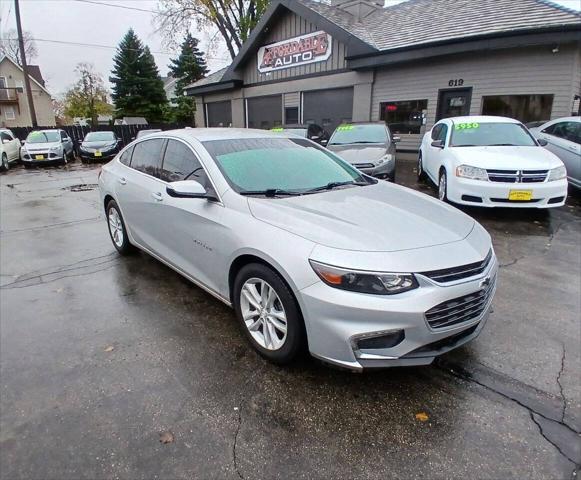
568,146,577,152
151,192,163,202
118,177,127,185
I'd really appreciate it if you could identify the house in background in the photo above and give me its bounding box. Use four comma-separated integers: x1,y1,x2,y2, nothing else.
114,117,148,125
0,55,56,127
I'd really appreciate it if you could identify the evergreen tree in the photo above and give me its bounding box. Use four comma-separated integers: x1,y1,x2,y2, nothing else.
110,29,168,122
168,33,209,124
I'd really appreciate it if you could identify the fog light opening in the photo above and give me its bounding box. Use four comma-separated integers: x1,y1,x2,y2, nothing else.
354,329,405,351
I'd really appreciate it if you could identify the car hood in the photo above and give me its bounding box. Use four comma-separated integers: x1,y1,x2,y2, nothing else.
23,142,61,150
82,141,116,148
247,182,475,252
449,145,562,169
326,144,387,164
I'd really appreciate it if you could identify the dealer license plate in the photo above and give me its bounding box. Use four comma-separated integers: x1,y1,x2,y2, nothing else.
508,190,533,201
94,151,102,157
35,154,44,160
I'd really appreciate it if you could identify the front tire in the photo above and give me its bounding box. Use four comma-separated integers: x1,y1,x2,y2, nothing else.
233,263,305,364
106,199,134,255
438,170,448,202
1,153,8,171
417,152,426,181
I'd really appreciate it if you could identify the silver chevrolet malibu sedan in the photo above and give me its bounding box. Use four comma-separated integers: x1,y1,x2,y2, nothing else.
99,128,498,370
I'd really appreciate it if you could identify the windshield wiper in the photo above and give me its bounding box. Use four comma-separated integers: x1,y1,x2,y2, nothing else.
239,189,302,197
303,180,367,193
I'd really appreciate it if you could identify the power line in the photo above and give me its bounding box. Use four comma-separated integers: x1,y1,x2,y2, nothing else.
0,36,230,61
71,0,158,14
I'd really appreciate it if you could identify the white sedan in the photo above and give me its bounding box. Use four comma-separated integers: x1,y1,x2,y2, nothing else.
418,116,568,208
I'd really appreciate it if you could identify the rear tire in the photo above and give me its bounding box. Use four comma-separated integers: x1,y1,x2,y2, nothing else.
233,263,305,364
106,199,134,255
417,152,426,181
1,153,8,171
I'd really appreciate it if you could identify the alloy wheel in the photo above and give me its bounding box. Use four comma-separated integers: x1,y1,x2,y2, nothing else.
417,155,423,177
108,207,124,248
240,278,287,350
438,172,447,201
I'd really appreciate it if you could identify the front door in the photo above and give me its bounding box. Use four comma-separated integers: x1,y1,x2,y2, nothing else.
436,88,472,121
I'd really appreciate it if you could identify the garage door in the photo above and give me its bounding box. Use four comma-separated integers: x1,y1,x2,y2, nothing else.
302,87,353,134
247,95,282,129
206,101,232,127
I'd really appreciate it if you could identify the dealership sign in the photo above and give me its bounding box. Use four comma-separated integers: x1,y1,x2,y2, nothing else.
257,31,332,73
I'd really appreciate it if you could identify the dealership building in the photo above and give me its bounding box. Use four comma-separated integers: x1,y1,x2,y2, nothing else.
186,0,581,151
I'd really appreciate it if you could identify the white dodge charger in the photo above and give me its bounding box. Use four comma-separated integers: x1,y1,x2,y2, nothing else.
418,116,568,208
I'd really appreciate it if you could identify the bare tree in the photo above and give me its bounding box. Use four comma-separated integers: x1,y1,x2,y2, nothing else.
0,29,38,66
155,0,270,60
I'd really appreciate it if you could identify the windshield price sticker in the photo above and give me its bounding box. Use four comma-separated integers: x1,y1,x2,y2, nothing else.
270,127,284,132
337,125,354,131
455,122,479,130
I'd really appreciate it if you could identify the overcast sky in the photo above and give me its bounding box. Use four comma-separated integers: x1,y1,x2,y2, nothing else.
0,0,579,98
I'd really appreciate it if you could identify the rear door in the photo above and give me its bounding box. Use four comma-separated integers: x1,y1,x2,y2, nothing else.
115,138,167,252
156,139,224,291
540,121,581,182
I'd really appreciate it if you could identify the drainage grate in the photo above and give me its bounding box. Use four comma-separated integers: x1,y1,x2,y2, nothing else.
63,184,98,192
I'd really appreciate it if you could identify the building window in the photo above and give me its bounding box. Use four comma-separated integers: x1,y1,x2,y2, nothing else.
481,95,553,123
380,100,427,134
285,107,298,125
4,105,16,120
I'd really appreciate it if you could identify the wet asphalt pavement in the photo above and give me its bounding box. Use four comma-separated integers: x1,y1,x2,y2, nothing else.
1,157,580,480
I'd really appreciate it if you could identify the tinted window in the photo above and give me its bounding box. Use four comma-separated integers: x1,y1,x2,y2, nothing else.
119,146,134,166
203,137,366,194
431,124,442,140
160,140,210,188
131,139,165,177
481,94,553,123
450,122,536,147
548,122,581,145
380,99,427,134
60,131,67,140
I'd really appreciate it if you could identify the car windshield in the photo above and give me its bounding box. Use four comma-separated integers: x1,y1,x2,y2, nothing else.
26,131,60,143
84,132,115,142
450,122,537,147
203,137,367,195
329,124,387,145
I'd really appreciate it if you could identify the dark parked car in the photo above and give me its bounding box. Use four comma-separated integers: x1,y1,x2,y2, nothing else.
79,131,123,163
272,124,330,145
327,122,399,181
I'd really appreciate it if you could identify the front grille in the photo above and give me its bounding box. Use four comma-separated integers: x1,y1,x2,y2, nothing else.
487,169,548,183
420,249,492,283
353,163,374,169
425,275,496,329
490,198,541,203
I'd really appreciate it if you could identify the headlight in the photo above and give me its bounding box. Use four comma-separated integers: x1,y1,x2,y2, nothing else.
376,154,394,165
309,260,419,295
455,164,488,181
49,145,63,153
547,165,566,181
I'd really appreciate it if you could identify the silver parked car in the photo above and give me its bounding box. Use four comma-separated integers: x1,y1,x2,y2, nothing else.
326,122,399,181
20,129,74,166
99,129,497,370
530,116,581,189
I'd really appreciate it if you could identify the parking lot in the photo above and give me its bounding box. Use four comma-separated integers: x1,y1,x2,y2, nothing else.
1,156,580,479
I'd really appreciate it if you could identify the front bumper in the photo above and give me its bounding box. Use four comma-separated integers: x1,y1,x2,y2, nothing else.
79,150,117,161
298,254,498,370
447,177,568,208
21,151,66,164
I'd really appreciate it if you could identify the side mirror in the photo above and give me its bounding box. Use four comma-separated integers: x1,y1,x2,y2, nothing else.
392,136,401,143
431,139,445,149
166,180,214,200
537,138,548,147
21,140,25,146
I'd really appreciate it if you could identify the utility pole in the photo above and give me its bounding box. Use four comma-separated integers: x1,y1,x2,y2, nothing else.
14,0,37,127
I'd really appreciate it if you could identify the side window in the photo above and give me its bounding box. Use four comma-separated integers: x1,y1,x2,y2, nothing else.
160,140,210,188
541,124,555,135
438,124,448,143
0,131,11,142
60,131,67,141
551,122,581,145
119,146,134,166
131,139,165,177
431,124,442,140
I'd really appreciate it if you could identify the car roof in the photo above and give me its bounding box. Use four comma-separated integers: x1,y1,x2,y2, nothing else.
442,116,522,124
152,128,298,142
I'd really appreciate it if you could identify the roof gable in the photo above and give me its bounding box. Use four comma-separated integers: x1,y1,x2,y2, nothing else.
0,55,52,96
